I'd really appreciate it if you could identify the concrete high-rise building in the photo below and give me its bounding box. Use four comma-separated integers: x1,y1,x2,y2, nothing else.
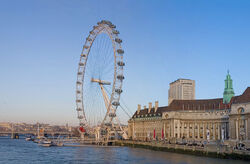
168,79,195,105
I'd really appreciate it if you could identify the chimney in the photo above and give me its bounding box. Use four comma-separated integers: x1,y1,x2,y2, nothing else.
148,102,152,113
154,101,159,112
137,104,141,114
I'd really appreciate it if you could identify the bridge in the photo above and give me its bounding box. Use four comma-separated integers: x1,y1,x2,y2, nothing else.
0,131,73,136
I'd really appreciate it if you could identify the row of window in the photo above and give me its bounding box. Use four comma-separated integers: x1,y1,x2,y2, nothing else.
134,113,162,118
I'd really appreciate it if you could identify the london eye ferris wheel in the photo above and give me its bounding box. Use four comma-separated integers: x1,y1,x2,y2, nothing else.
75,20,125,138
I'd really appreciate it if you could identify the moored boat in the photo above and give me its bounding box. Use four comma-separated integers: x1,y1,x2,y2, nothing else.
40,140,52,147
25,136,34,141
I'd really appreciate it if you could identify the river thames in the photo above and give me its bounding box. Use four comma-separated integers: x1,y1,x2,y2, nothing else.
0,137,248,164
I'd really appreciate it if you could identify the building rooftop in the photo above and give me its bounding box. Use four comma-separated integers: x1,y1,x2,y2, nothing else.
170,78,194,84
133,87,250,117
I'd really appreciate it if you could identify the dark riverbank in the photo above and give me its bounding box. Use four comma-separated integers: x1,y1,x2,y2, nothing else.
115,141,250,161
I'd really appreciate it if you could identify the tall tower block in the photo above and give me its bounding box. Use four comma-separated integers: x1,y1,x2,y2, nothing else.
168,79,195,105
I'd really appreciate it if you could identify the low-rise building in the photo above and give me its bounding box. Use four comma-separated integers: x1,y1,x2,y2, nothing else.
128,72,250,146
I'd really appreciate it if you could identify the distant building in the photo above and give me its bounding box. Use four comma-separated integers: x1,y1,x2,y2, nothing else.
168,79,195,105
0,122,11,129
128,72,250,147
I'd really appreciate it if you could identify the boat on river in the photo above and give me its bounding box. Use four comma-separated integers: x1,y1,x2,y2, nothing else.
25,136,34,141
40,140,53,147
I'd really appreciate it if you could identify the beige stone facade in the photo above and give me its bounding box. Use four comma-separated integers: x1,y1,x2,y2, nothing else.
128,88,250,145
229,102,250,141
129,109,229,142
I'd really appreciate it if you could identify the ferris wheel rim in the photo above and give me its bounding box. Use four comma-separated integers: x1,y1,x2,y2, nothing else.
75,20,125,132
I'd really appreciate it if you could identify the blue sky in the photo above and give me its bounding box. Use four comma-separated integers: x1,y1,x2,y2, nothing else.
0,0,250,125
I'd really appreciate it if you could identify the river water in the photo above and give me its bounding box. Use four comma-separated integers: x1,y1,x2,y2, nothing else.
0,136,248,164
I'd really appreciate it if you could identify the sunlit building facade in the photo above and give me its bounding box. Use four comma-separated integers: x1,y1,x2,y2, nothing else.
128,72,250,146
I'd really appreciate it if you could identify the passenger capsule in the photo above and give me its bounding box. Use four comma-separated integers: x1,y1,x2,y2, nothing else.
106,21,112,25
101,20,112,25
87,38,92,42
79,62,84,66
117,49,124,54
105,123,112,126
78,115,83,119
113,30,119,35
115,38,122,43
76,99,82,103
117,75,125,80
109,113,116,117
117,61,125,66
109,24,116,28
115,89,123,93
80,123,85,126
112,101,120,106
83,45,89,49
76,108,82,111
89,31,95,35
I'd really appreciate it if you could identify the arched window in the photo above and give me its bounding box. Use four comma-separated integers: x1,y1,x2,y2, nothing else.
238,107,245,114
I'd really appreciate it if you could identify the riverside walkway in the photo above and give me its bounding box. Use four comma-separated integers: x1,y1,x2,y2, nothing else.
115,140,250,161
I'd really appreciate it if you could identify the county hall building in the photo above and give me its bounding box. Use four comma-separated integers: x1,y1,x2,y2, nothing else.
128,72,250,146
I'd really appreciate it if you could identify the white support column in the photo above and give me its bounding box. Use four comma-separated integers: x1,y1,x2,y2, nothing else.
208,123,211,141
191,122,193,139
203,123,205,140
163,123,166,139
236,120,239,141
245,119,248,140
171,122,173,139
213,123,216,140
180,122,183,138
172,120,175,138
173,120,175,138
183,122,186,138
177,121,179,138
218,123,220,140
198,123,200,139
170,120,173,138
181,122,185,137
166,122,168,139
193,123,195,139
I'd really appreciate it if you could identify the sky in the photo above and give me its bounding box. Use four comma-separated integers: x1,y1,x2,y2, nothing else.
0,0,250,125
